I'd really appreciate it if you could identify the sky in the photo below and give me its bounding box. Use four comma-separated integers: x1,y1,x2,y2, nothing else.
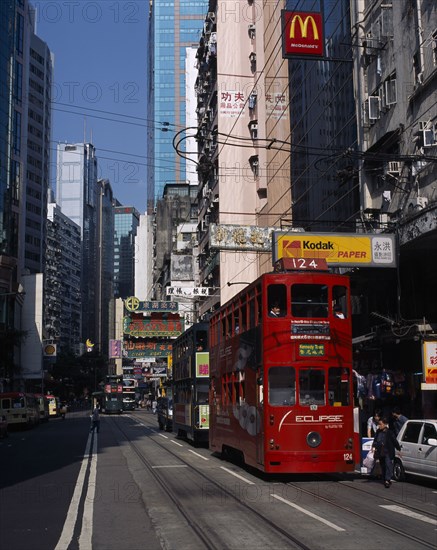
35,0,150,211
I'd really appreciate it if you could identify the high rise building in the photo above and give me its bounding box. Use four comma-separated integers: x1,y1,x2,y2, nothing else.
97,179,115,359
56,143,98,346
113,205,140,299
0,0,52,389
45,199,82,355
24,32,53,273
134,213,154,300
288,0,358,231
194,1,292,315
146,0,208,211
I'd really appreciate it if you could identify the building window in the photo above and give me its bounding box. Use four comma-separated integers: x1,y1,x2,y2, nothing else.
13,111,22,154
16,13,24,56
384,73,396,106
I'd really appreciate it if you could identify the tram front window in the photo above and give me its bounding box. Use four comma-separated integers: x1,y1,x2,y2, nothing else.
328,367,350,406
299,369,325,406
292,284,328,318
268,367,296,405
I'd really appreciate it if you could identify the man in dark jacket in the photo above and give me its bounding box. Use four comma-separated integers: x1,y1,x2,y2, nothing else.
372,417,401,488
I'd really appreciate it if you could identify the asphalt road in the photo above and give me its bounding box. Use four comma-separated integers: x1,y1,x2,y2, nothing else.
1,409,436,550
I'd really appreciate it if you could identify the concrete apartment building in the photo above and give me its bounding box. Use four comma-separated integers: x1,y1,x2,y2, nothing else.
195,0,292,316
349,0,437,417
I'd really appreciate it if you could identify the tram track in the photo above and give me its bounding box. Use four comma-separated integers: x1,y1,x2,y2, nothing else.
283,478,436,549
109,414,313,550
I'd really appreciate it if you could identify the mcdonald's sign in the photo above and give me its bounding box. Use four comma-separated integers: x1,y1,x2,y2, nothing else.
282,10,324,58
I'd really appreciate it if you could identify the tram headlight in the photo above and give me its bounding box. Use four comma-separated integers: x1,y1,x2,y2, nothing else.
306,431,322,448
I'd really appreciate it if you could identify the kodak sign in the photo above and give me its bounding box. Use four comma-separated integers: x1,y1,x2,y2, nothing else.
282,10,324,58
272,232,397,268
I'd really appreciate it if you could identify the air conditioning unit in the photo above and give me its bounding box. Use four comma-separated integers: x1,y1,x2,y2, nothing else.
408,196,428,210
385,161,401,175
207,11,215,22
248,24,256,39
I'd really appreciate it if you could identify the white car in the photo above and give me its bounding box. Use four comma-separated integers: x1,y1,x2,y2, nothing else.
393,420,437,481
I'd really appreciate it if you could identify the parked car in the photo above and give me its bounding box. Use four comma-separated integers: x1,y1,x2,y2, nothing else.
393,419,437,481
157,397,173,431
0,415,8,438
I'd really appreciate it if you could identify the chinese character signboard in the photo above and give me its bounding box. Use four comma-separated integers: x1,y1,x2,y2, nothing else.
166,287,214,297
196,352,210,377
273,231,397,268
266,91,289,120
219,91,246,117
123,317,184,338
282,10,325,58
124,297,178,313
210,224,275,251
123,340,173,358
422,340,437,390
109,339,122,359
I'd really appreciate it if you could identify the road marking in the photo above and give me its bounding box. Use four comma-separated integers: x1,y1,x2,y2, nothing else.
220,466,254,485
152,465,188,469
79,433,98,550
380,505,437,525
188,449,208,461
158,433,169,439
55,433,93,549
171,440,183,447
273,495,345,532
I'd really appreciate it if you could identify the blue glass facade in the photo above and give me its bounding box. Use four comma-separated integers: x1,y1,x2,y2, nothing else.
149,0,208,207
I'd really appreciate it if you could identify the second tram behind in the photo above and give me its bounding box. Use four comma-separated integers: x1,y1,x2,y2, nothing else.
95,375,124,414
209,259,356,474
172,323,210,443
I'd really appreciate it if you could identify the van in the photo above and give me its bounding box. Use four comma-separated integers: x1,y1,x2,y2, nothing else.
393,420,437,481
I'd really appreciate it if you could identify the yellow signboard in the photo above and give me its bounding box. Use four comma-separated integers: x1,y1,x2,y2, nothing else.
422,340,437,390
273,232,396,267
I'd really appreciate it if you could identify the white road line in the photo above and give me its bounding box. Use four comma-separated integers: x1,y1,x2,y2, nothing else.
158,433,169,439
152,465,188,469
171,440,183,447
188,449,209,461
79,433,98,550
220,466,255,485
272,495,345,532
380,505,437,525
55,433,93,549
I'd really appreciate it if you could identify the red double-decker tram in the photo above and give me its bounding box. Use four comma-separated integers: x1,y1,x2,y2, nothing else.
209,258,355,474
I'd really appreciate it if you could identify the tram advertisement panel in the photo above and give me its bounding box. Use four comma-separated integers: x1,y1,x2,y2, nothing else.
196,352,210,377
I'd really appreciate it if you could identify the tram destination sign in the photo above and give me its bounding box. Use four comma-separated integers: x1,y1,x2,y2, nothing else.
273,231,397,268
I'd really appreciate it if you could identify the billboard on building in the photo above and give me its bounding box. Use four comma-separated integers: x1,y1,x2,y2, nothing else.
273,232,397,267
422,340,437,390
282,10,325,58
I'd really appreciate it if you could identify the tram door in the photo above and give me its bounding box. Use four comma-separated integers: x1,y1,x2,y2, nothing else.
256,369,264,466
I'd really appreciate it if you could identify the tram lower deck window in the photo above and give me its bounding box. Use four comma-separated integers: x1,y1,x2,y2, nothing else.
268,367,296,406
299,369,325,406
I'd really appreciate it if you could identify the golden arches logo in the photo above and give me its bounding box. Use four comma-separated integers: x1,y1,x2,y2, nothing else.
289,15,319,41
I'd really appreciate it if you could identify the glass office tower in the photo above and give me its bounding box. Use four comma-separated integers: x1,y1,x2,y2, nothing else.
147,0,208,211
288,0,359,231
113,206,140,299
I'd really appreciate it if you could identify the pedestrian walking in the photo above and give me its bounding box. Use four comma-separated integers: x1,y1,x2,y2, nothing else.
90,406,100,433
372,417,401,488
391,406,408,436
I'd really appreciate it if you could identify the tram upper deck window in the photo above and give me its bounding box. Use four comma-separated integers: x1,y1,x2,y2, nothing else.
268,367,296,406
333,285,348,318
292,284,328,318
268,284,286,317
299,369,325,406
